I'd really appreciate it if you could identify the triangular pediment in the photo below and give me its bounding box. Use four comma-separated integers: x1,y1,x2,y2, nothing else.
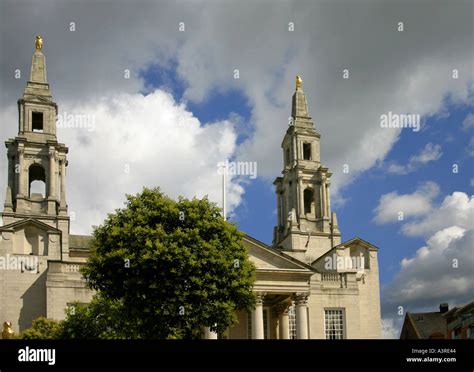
0,218,61,234
243,235,314,272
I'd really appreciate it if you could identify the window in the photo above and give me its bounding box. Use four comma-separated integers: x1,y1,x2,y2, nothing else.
453,327,462,339
28,164,46,198
289,305,296,339
304,188,313,214
303,143,311,160
285,148,290,165
32,112,44,132
325,309,345,339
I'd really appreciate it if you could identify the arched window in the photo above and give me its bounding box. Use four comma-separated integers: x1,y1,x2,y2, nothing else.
29,164,46,198
304,188,313,214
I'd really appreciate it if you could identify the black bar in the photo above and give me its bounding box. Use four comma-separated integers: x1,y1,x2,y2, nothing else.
0,340,472,371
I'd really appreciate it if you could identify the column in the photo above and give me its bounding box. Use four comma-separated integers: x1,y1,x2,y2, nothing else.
295,293,309,339
321,177,328,218
326,181,331,216
49,148,56,198
203,326,218,339
59,158,67,210
292,135,297,166
279,306,290,339
299,179,304,217
251,292,265,339
277,192,282,227
18,146,25,196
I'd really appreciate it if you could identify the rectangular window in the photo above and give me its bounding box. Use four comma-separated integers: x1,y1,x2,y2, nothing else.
303,143,311,160
32,112,43,132
325,309,345,339
285,148,290,165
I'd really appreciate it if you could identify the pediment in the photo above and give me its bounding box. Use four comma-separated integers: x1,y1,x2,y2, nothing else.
0,218,61,234
243,235,313,272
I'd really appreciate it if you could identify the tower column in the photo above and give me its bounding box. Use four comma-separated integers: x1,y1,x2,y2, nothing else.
59,159,67,212
321,176,328,218
326,181,331,217
277,191,282,227
299,179,304,217
18,146,25,196
49,148,56,198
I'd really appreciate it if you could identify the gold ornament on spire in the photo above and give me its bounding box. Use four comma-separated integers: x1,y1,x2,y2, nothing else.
296,75,302,89
35,35,43,50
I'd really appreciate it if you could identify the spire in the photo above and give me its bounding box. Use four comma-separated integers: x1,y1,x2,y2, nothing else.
23,35,52,100
291,75,309,118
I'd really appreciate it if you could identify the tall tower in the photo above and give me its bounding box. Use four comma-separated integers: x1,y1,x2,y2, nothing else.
273,76,340,263
2,35,70,259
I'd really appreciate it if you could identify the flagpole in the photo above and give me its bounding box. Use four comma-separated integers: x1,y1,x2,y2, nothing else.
222,162,227,221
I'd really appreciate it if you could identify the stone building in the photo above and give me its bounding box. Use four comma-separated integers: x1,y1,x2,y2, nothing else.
0,38,381,339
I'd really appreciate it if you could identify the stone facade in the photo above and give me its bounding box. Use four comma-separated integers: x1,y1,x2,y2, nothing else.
0,43,381,339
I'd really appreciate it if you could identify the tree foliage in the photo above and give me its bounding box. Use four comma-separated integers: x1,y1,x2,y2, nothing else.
21,317,62,339
81,187,256,339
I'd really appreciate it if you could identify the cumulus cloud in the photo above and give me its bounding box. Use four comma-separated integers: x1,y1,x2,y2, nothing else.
401,192,474,237
48,90,243,234
372,182,439,224
0,0,472,205
381,317,402,339
383,227,474,312
386,143,442,175
381,188,474,334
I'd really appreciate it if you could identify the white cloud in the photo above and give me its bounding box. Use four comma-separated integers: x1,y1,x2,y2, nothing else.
402,192,474,237
372,182,439,224
56,90,243,234
381,189,474,331
383,227,474,311
462,113,474,130
386,143,442,175
0,0,472,204
381,318,401,339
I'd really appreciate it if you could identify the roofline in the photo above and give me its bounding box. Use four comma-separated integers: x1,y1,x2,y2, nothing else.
0,217,62,233
406,313,422,339
311,237,379,266
243,234,316,272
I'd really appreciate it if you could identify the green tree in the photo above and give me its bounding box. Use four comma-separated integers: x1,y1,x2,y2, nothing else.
21,317,62,339
81,187,255,339
60,296,136,339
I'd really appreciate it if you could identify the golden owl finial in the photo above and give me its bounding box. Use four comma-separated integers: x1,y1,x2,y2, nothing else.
2,321,14,339
296,75,302,89
35,35,43,50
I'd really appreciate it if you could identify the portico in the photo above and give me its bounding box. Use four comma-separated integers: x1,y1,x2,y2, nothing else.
218,235,314,340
